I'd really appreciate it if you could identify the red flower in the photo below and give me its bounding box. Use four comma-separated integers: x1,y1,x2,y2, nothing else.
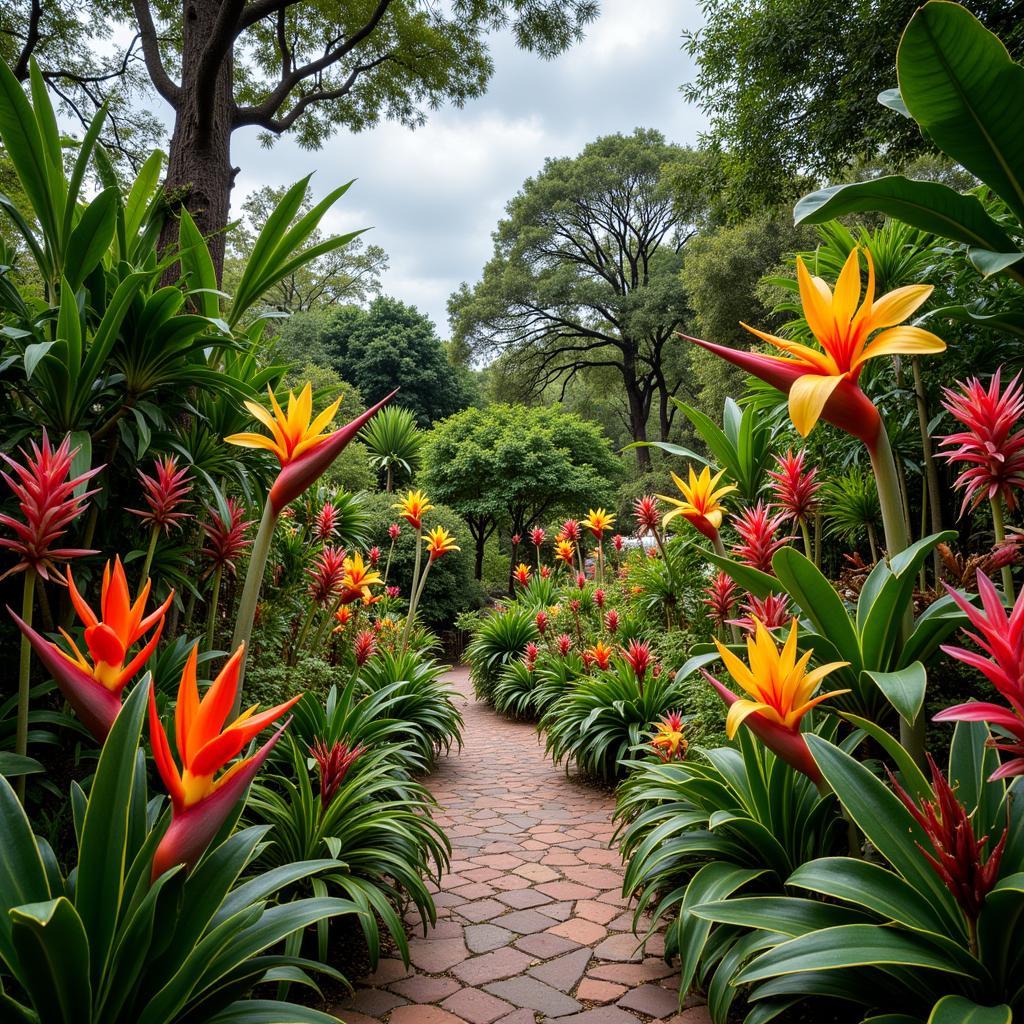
368,545,381,566
513,562,532,586
511,533,522,545
889,755,1007,922
539,565,551,579
310,738,365,811
386,585,401,598
556,633,572,656
307,546,348,604
940,368,1024,516
594,588,606,608
0,430,100,581
612,534,624,552
731,501,791,573
605,608,620,634
623,639,652,681
704,571,738,627
936,572,1024,779
767,449,821,523
729,592,792,633
530,527,546,547
128,454,191,534
524,641,540,671
575,572,587,590
388,523,401,541
353,629,377,667
201,498,252,578
313,501,338,541
559,519,581,543
535,610,549,634
651,710,687,762
633,495,661,536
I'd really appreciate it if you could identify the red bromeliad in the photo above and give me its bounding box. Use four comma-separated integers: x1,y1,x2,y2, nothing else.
11,557,172,741
651,711,687,762
388,523,401,541
310,738,365,812
513,562,532,586
594,588,606,608
731,501,792,573
575,571,587,590
729,592,792,634
535,610,549,634
307,545,348,605
768,449,821,525
539,565,551,579
313,501,339,541
201,498,252,578
148,644,301,877
623,639,652,681
353,629,377,667
524,641,540,671
612,534,623,553
556,633,573,656
128,454,192,534
530,526,546,547
585,640,613,670
0,429,101,581
704,571,738,629
368,546,381,566
604,608,620,634
936,572,1024,779
889,755,1007,930
633,495,661,536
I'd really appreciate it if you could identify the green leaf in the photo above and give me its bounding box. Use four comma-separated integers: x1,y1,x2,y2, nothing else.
897,0,1024,222
56,281,83,387
794,176,1016,254
931,305,1024,339
64,188,117,291
865,663,927,726
0,752,44,777
68,431,93,501
206,1000,342,1023
927,996,1011,1024
969,249,1024,279
878,88,911,117
74,678,149,991
10,897,92,1024
23,341,55,380
178,209,220,319
704,550,777,600
839,713,931,802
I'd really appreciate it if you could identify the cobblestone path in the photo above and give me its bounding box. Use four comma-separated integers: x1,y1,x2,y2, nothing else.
335,666,709,1024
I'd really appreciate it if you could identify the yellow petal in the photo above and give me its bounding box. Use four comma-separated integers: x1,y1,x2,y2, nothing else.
705,509,723,530
714,639,761,699
831,248,862,328
307,394,343,439
857,326,946,365
725,698,773,739
869,284,933,330
796,258,835,345
787,374,845,437
225,432,282,452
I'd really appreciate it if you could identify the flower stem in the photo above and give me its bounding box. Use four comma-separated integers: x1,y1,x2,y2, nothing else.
800,519,813,562
401,526,423,654
991,497,1015,603
204,565,223,650
139,525,160,593
383,538,396,586
15,569,36,802
230,500,278,717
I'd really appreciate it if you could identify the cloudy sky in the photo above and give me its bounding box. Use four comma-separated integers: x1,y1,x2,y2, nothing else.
229,0,707,334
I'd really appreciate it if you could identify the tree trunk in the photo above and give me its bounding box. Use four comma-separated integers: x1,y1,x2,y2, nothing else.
474,534,485,581
159,0,237,282
623,354,651,472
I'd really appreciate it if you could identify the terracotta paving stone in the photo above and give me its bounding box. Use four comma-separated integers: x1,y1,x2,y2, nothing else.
339,666,706,1024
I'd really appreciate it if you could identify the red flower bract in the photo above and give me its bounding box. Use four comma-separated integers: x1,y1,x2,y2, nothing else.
623,639,652,681
768,449,821,523
128,454,191,533
731,501,791,573
704,571,738,627
307,545,348,604
314,501,338,541
311,738,365,811
729,592,792,633
353,629,377,667
201,498,252,578
939,368,1024,516
0,429,101,581
530,527,546,547
633,495,661,536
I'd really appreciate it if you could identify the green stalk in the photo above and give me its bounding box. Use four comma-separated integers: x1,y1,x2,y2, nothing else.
991,497,1015,603
400,526,423,654
204,564,223,650
15,569,36,802
290,603,318,665
139,525,160,592
813,512,822,569
596,540,605,586
799,519,813,561
653,530,679,587
382,538,396,586
229,500,278,717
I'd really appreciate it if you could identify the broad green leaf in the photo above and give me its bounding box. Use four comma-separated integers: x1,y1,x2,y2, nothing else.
931,305,1024,340
691,895,866,935
948,720,1002,836
64,187,118,291
206,1000,343,1023
61,103,109,247
0,752,44,777
10,897,92,1024
840,713,931,801
866,663,927,726
878,88,911,117
23,340,55,380
794,176,1016,255
927,996,1011,1024
969,249,1024,278
124,150,163,242
704,551,777,600
178,209,220,319
68,431,93,501
897,0,1024,221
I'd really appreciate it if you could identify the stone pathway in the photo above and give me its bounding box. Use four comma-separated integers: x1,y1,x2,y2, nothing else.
334,666,709,1024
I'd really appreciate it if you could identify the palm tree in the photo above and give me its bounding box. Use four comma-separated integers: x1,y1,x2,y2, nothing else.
359,406,423,492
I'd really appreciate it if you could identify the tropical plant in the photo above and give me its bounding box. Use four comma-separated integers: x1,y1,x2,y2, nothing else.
822,466,884,560
0,680,351,1023
465,608,539,702
493,659,543,720
693,722,1024,1021
614,725,849,1024
358,405,423,492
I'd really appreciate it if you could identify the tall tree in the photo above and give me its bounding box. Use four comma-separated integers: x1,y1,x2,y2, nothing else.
449,129,703,469
681,0,1023,212
423,403,620,579
7,0,598,277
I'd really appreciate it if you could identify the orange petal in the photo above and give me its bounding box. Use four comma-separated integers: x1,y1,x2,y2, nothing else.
188,644,246,759
831,248,862,329
796,258,835,345
175,645,201,766
189,693,301,777
857,326,946,365
149,684,185,811
65,565,98,629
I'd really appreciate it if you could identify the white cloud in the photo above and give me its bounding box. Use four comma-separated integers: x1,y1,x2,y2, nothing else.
230,0,707,334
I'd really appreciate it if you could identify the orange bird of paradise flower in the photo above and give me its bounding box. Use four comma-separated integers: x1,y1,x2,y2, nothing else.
703,618,848,781
11,557,172,741
425,526,460,561
659,466,737,541
394,490,433,531
148,643,301,877
683,247,945,447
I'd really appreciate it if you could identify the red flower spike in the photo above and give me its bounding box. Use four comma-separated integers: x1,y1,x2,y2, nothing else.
128,454,191,534
311,739,365,811
388,523,401,541
889,755,1007,922
768,449,821,523
513,563,532,586
559,519,581,544
633,495,661,536
729,592,792,633
511,533,522,546
307,545,348,605
201,498,252,578
148,644,301,877
651,710,687,762
731,501,792,573
530,527,546,547
594,588,606,608
604,609,620,634
575,572,586,590
936,572,1024,779
368,546,381,566
353,629,377,667
539,565,551,579
535,610,549,634
939,368,1024,517
0,429,101,581
314,501,338,542
704,571,738,627
623,639,652,681
386,585,400,598
556,634,573,656
524,641,540,671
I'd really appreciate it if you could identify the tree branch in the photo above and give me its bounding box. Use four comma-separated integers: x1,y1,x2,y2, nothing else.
131,0,180,103
12,0,42,80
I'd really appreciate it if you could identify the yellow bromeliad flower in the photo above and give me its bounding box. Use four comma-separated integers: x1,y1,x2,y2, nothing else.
584,508,615,539
339,551,383,605
713,619,849,740
425,526,460,561
227,383,341,466
651,711,687,762
394,489,433,530
554,539,575,565
659,466,736,541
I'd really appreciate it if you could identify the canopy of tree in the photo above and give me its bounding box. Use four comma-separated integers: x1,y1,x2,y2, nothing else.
450,129,704,469
422,403,620,578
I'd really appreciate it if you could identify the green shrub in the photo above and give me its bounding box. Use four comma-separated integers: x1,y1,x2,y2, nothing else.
465,608,538,702
246,655,346,710
360,492,483,629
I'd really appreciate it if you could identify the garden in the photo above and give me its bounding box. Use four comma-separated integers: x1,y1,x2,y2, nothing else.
1,0,1024,1022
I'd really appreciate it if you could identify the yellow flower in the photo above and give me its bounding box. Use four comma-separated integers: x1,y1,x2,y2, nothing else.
554,539,575,565
658,466,736,540
712,619,849,739
584,508,615,539
339,551,383,605
425,526,460,561
651,711,687,761
739,247,946,437
394,489,433,530
226,383,341,467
